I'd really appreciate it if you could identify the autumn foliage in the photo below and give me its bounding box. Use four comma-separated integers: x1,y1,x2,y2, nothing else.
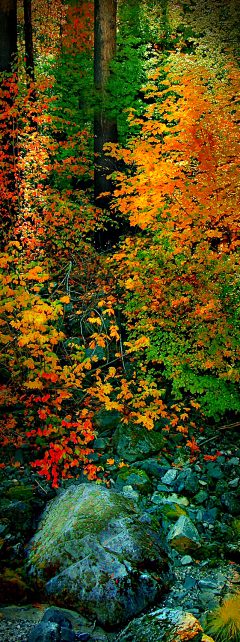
108,61,240,420
1,1,240,486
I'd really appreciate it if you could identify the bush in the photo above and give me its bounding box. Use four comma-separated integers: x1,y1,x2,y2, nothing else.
206,593,240,642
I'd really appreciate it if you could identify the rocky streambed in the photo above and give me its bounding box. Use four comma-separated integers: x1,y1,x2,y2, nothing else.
1,412,240,641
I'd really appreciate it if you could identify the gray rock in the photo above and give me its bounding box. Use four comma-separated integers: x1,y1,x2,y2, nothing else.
206,465,223,479
27,484,171,628
194,490,208,504
134,459,168,479
115,469,152,495
156,484,171,492
112,424,164,463
94,409,122,431
167,515,200,554
228,477,239,488
181,555,192,565
184,470,199,495
226,457,239,466
184,576,196,589
221,491,240,515
28,622,60,642
93,438,107,450
198,579,219,591
42,608,73,629
198,590,220,610
122,486,139,502
151,492,189,507
202,508,217,525
161,469,178,485
115,607,203,642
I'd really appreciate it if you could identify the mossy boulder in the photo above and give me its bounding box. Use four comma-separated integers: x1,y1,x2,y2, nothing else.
115,469,152,495
116,607,203,642
26,484,171,628
112,423,164,463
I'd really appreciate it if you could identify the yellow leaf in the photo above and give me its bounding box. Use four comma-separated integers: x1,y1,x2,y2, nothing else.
87,316,102,325
107,458,115,465
60,296,70,303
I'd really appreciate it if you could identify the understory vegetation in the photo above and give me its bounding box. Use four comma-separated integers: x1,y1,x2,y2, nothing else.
1,0,240,487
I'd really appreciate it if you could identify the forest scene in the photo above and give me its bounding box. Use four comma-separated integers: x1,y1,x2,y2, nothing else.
1,0,240,641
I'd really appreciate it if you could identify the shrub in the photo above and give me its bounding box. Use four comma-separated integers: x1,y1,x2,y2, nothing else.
206,593,240,642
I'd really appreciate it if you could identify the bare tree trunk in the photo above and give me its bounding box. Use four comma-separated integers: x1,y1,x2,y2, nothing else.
23,0,35,84
94,0,117,211
0,0,17,73
0,0,18,244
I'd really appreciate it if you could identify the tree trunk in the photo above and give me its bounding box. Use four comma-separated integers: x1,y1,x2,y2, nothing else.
94,0,117,211
23,0,35,84
0,0,18,244
0,0,17,73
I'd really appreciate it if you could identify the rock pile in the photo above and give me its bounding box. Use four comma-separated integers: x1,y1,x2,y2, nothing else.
1,412,240,641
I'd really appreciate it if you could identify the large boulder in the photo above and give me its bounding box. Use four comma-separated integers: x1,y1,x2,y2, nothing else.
115,607,203,642
26,484,171,628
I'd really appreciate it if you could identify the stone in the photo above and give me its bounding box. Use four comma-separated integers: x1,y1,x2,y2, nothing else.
161,469,178,485
221,492,240,515
0,500,32,532
26,484,171,628
167,515,200,554
134,459,168,480
226,457,239,466
112,424,164,463
122,486,139,502
228,477,239,488
194,490,208,504
205,464,222,480
156,484,171,492
28,622,60,642
184,470,199,495
42,608,73,629
115,469,152,495
184,576,196,589
94,409,122,431
202,508,217,525
151,492,189,507
93,438,107,450
198,590,220,610
198,579,219,591
161,503,187,521
115,607,203,642
181,555,192,565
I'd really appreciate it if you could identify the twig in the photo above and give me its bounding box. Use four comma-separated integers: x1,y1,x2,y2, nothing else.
33,477,47,494
198,422,240,446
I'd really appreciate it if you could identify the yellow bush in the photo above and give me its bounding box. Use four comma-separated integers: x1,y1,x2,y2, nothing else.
206,593,240,642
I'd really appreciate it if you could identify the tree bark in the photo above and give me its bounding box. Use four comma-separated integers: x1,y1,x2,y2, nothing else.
94,0,117,210
23,0,35,84
0,0,18,244
0,0,17,73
